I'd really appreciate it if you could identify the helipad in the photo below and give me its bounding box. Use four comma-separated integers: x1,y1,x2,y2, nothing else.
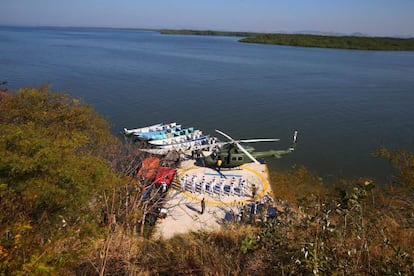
177,162,270,206
155,160,271,239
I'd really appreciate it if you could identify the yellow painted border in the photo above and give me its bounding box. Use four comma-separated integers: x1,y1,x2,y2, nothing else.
176,164,270,206
240,164,270,199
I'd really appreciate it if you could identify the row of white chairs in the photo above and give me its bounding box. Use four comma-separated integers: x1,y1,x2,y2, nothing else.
180,174,252,197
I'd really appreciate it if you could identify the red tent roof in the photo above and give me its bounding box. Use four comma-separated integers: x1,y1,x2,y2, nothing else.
154,167,177,185
137,157,160,180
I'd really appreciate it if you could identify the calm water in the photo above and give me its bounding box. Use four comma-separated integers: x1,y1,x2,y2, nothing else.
1,26,414,182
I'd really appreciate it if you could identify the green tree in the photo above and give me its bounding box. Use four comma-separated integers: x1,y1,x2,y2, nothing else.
0,87,119,273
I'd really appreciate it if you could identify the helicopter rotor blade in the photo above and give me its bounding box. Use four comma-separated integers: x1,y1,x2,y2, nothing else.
236,138,280,143
216,130,279,143
236,143,260,164
215,129,262,164
215,129,235,142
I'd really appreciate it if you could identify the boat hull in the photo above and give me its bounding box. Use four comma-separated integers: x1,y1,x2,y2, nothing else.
123,123,163,135
158,136,217,150
149,129,202,146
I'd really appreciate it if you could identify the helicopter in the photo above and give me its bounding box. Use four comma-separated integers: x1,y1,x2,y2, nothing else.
201,129,298,169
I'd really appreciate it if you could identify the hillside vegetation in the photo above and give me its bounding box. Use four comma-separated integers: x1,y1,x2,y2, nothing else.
1,87,413,274
0,87,122,273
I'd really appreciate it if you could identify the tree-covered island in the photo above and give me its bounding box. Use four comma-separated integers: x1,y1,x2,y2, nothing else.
160,29,414,50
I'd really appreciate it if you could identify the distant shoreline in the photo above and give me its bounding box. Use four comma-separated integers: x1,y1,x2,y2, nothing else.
2,26,414,51
160,29,414,51
160,29,259,38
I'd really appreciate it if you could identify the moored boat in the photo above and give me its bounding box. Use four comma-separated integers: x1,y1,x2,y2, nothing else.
122,122,219,153
147,127,196,141
158,135,218,150
123,122,176,136
149,129,202,146
136,124,182,140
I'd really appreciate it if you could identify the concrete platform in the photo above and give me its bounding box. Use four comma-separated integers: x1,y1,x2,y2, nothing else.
154,160,271,239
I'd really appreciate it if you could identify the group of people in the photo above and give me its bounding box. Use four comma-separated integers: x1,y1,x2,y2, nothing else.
180,174,251,197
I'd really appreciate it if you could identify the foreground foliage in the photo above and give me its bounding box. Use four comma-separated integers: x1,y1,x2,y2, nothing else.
0,87,120,273
81,163,414,274
1,87,413,274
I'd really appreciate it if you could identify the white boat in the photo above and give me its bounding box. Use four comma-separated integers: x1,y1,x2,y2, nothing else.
123,123,163,135
158,135,218,150
138,148,175,155
148,129,202,146
135,124,182,140
123,122,176,136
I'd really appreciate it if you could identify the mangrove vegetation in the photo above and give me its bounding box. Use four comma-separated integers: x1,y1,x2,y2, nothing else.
160,29,259,38
161,29,414,50
240,33,414,50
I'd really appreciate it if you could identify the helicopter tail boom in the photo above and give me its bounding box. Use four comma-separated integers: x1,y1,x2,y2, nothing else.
288,129,299,151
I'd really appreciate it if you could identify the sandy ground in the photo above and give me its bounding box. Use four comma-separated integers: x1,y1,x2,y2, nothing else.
154,160,271,239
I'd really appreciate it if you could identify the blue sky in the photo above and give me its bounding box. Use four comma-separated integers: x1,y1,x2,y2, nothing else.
1,0,414,37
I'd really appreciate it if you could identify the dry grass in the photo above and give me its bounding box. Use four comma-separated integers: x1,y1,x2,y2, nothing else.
76,224,258,275
62,166,413,275
269,166,326,203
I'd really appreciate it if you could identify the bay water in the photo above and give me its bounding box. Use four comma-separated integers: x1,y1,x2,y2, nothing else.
1,26,414,182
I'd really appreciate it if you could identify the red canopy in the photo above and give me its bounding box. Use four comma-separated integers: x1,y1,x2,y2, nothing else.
154,167,177,185
137,157,160,180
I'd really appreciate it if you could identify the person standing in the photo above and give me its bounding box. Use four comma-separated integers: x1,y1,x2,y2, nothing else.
201,198,206,214
216,159,222,172
161,182,167,193
251,183,257,199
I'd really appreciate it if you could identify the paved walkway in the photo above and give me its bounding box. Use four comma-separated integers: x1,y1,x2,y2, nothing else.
155,160,271,239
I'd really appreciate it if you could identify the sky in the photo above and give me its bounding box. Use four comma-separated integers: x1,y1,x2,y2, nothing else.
1,0,414,37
